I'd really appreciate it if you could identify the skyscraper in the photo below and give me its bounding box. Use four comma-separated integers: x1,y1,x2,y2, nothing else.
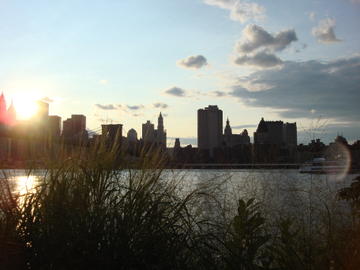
142,120,155,143
48,115,62,138
155,112,166,147
7,101,16,126
197,105,223,152
62,114,88,142
36,100,49,123
141,112,167,148
0,93,7,125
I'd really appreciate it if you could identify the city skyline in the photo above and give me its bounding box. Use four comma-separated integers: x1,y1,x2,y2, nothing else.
0,0,359,144
0,91,357,147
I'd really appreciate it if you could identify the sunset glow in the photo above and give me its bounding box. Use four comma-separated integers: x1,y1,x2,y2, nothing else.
14,99,38,119
12,93,41,120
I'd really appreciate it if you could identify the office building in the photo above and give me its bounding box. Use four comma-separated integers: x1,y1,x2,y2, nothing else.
48,116,61,138
142,113,167,148
197,105,223,151
254,118,297,146
223,118,250,147
62,114,88,142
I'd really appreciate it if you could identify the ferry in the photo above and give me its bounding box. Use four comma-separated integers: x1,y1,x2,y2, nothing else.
299,158,348,174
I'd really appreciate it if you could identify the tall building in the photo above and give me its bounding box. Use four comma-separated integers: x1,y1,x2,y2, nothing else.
62,114,88,142
155,112,166,147
254,118,297,146
36,100,49,123
0,93,7,125
48,115,62,138
223,118,250,147
141,113,167,148
7,101,16,126
197,105,223,152
0,93,16,127
142,120,155,143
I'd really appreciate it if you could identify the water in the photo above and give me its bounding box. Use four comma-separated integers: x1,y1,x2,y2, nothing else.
4,169,358,223
162,169,357,222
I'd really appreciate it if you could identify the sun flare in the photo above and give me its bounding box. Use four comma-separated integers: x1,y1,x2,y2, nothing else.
13,94,40,120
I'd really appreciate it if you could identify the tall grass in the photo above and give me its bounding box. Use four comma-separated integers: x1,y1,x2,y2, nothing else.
0,138,360,269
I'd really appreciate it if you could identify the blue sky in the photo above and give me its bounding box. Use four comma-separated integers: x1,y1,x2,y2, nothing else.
0,0,359,145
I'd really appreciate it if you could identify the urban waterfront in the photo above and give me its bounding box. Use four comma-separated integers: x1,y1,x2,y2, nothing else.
9,168,358,214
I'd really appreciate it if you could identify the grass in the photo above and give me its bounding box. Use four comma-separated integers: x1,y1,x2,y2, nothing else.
0,139,360,269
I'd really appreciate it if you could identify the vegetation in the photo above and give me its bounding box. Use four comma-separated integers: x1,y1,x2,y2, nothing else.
0,142,360,269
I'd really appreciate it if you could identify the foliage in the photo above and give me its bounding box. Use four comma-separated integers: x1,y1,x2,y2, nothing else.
223,198,270,270
1,142,360,269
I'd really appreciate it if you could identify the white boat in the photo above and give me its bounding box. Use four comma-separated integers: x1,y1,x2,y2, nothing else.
299,157,348,174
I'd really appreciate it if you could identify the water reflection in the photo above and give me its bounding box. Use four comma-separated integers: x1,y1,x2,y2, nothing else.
15,175,38,196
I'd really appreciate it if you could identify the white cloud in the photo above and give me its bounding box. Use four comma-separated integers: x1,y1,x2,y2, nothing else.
203,0,265,23
234,51,283,68
233,24,297,69
177,55,208,69
95,104,118,110
153,102,169,109
312,18,341,44
236,24,298,54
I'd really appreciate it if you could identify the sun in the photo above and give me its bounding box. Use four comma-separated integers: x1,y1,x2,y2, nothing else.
13,94,40,120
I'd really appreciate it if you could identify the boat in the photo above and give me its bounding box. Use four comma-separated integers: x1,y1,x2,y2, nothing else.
299,157,348,174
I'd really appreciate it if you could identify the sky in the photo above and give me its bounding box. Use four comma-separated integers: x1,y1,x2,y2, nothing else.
0,0,359,146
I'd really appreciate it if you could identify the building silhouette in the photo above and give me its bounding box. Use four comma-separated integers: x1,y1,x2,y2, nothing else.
127,128,138,142
0,93,17,127
141,113,166,148
253,118,297,162
223,118,250,147
198,105,223,154
254,118,297,146
36,100,49,122
102,124,122,146
142,121,155,143
48,115,61,138
62,114,88,142
7,101,16,126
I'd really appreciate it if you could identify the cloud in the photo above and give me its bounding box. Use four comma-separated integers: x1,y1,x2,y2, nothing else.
127,105,144,111
232,124,258,129
203,0,265,23
212,90,228,97
233,24,297,69
41,97,54,103
227,56,360,122
177,55,208,69
236,24,298,54
312,18,341,44
153,102,169,109
234,51,283,68
95,104,118,110
164,87,187,97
